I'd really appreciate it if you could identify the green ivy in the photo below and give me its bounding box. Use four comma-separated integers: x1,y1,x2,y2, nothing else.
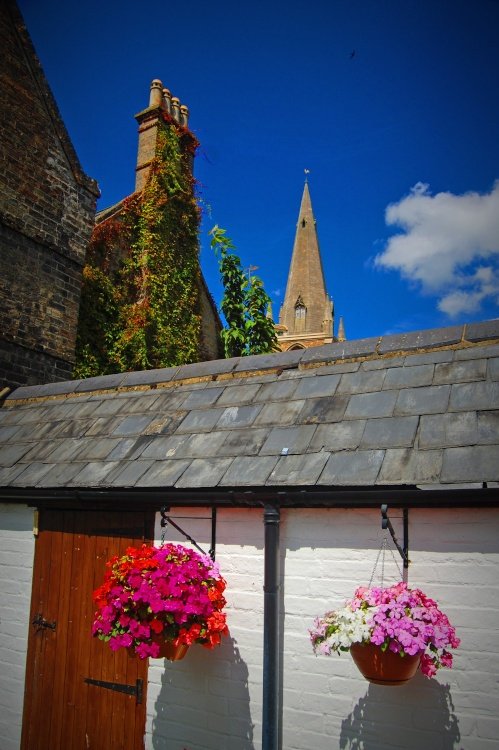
210,225,278,358
74,124,202,377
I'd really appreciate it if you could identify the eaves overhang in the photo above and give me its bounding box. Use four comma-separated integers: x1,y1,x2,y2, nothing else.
1,484,499,510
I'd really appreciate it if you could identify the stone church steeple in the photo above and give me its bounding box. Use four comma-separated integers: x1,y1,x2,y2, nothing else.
276,180,336,351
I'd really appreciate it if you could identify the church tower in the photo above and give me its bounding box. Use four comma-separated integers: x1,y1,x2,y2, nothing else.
276,180,335,350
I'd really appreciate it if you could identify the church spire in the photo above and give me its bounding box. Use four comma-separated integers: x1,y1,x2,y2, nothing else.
277,179,334,349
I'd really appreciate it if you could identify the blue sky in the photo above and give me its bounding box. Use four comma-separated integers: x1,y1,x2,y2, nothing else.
18,0,499,341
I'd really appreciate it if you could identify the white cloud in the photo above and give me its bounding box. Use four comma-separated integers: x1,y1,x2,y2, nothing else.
375,181,499,317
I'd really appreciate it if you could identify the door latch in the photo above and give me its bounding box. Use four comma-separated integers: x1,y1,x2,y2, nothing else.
32,613,56,631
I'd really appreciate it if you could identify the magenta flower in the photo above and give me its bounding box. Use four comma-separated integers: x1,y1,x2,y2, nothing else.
310,582,460,679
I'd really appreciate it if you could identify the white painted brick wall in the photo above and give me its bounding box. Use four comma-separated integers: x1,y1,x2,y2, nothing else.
0,504,35,750
146,506,499,750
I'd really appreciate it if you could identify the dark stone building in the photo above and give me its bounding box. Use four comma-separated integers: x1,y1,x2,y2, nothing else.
0,0,99,390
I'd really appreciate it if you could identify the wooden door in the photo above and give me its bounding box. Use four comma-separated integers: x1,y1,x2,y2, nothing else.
21,509,154,750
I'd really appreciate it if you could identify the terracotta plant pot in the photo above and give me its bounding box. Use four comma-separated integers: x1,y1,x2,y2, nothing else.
350,642,420,686
152,637,189,661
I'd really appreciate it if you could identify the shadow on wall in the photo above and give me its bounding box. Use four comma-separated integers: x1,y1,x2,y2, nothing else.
152,635,255,750
340,677,461,750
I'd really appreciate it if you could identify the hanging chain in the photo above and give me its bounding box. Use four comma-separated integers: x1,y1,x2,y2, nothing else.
368,532,403,588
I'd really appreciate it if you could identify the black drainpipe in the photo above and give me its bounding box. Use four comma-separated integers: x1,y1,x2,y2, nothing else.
262,503,280,750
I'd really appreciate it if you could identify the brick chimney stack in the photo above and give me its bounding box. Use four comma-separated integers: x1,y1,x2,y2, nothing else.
134,78,194,192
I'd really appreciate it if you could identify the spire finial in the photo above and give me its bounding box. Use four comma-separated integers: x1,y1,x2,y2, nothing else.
304,168,310,183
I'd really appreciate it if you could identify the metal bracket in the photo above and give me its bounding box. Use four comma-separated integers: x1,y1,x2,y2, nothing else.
160,506,217,560
84,677,143,704
381,504,409,569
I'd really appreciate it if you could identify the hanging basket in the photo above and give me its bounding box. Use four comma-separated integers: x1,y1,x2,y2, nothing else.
350,642,420,686
152,637,190,661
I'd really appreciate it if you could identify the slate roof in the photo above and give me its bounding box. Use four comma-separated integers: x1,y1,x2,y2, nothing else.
0,320,498,500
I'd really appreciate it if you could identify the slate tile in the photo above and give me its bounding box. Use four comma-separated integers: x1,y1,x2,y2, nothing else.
378,325,462,354
318,450,385,485
49,419,95,440
488,358,499,381
219,456,279,485
117,393,162,414
418,412,478,449
260,425,317,455
71,461,122,486
465,320,499,342
176,408,226,433
139,436,183,460
252,379,299,403
105,460,156,487
175,458,234,487
308,421,366,452
120,366,179,387
394,385,451,416
216,405,263,429
91,398,128,417
301,337,379,364
267,452,329,485
294,373,341,399
19,439,69,463
449,381,499,412
181,387,225,410
36,462,87,487
10,405,50,424
337,370,386,395
361,416,419,449
345,390,397,419
122,435,156,460
299,395,349,424
173,358,239,380
234,349,304,372
75,373,127,393
44,438,92,463
111,415,157,436
12,462,55,486
0,425,23,443
10,421,60,443
143,414,186,436
5,384,46,401
382,365,433,390
0,463,29,485
138,459,192,487
28,380,81,398
477,411,499,444
454,344,499,361
84,417,122,437
218,428,270,456
433,359,487,385
402,350,454,367
378,449,443,484
217,384,262,406
152,431,228,459
254,400,306,427
361,356,405,371
151,390,189,412
316,362,361,374
75,437,123,461
0,443,32,467
441,445,499,483
107,438,143,461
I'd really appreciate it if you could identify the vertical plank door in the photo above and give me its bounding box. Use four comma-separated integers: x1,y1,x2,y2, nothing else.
21,509,154,750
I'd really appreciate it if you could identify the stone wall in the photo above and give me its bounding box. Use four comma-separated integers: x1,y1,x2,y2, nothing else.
0,1,98,389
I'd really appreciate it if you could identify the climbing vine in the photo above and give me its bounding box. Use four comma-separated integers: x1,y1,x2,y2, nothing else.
74,123,202,377
210,225,278,357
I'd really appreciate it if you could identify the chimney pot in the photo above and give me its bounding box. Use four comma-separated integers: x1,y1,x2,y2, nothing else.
149,79,163,108
180,104,189,127
162,88,172,114
171,96,181,122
